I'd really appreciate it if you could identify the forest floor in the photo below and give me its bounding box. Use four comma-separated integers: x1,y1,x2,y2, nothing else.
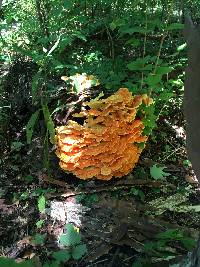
1,61,200,267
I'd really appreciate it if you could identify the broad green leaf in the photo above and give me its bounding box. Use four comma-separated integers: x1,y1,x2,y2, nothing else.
165,23,184,31
142,104,157,135
72,244,87,260
120,25,151,35
156,66,173,75
110,18,125,30
127,57,150,71
38,195,46,213
52,250,71,262
158,91,174,101
125,38,140,47
145,74,162,86
26,110,40,144
59,223,81,246
150,164,170,180
142,64,153,71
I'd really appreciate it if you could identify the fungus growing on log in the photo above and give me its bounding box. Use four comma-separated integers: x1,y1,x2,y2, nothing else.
55,88,153,180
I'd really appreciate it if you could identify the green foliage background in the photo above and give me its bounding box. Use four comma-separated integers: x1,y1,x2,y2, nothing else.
0,0,190,147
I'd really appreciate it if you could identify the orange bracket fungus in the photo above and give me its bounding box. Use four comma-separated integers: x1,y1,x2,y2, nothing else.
55,88,153,180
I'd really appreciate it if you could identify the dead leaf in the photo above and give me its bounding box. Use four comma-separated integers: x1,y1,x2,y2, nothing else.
18,236,32,245
185,174,199,184
23,251,36,259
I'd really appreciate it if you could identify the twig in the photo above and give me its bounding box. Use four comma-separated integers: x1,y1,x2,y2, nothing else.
161,147,183,162
140,7,148,90
45,179,175,199
105,24,115,61
38,173,70,188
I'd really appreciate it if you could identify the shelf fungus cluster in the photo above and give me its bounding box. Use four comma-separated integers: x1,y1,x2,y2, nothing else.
55,88,153,180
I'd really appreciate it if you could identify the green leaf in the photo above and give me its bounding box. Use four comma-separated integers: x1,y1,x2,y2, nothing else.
24,175,34,183
137,142,145,149
52,250,71,262
165,23,184,31
181,237,196,250
145,74,162,86
156,66,173,75
141,104,157,135
187,205,200,212
63,1,73,9
183,159,191,167
36,220,44,229
156,229,183,240
72,244,87,260
150,164,170,180
59,223,81,246
0,257,34,267
125,38,140,47
120,25,151,35
177,43,187,52
31,69,43,100
47,120,56,144
38,195,46,213
11,141,24,151
19,192,29,200
130,188,145,202
73,31,87,41
32,233,46,245
127,57,150,71
26,110,40,144
42,103,51,123
42,104,55,144
110,19,125,30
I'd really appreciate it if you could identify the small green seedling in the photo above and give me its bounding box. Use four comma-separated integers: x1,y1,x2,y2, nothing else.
150,164,170,180
58,223,87,261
